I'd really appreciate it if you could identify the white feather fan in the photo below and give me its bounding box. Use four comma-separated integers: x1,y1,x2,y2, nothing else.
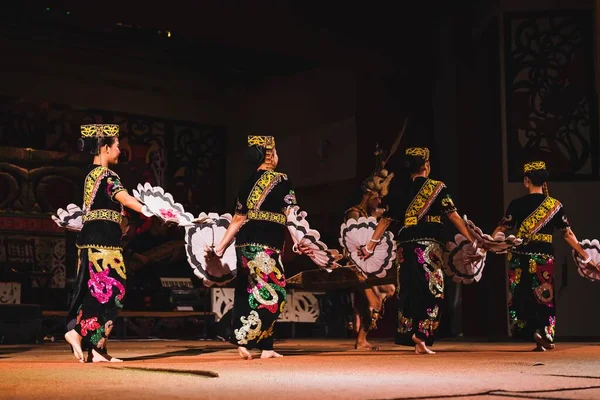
133,182,195,226
572,239,600,283
51,204,85,231
339,216,396,278
184,212,237,287
463,215,522,254
444,234,486,284
286,206,343,271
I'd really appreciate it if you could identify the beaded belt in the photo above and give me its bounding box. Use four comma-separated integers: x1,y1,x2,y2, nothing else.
528,233,552,243
404,215,441,226
247,209,286,225
82,209,123,224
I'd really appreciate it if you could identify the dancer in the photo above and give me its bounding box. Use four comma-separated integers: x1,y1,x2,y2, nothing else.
490,161,593,351
361,147,480,354
342,148,396,350
209,135,310,360
64,124,144,363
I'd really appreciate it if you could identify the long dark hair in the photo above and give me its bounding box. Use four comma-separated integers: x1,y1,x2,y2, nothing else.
244,145,266,166
525,169,550,196
78,136,118,155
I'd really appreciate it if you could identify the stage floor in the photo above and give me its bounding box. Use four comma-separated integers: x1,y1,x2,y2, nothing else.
1,339,599,399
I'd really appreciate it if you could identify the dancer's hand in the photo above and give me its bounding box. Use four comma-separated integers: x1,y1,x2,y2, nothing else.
296,244,315,257
464,247,486,265
205,245,223,261
358,245,374,260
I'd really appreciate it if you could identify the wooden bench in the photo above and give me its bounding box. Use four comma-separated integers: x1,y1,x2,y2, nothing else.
41,310,215,339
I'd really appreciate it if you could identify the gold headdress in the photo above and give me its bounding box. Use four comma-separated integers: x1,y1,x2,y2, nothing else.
523,161,546,173
361,118,408,197
81,124,120,138
405,146,430,161
248,135,276,149
523,161,549,196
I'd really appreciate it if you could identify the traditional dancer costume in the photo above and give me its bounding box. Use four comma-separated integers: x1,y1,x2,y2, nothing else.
341,144,397,344
229,136,297,352
492,161,578,348
65,125,132,356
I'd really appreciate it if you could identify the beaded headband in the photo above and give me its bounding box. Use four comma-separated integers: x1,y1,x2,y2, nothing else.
248,135,276,149
523,161,546,173
81,124,120,138
405,147,430,161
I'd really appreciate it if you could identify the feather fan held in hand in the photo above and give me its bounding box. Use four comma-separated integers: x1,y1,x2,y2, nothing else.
444,234,486,284
184,212,237,287
339,216,396,278
286,206,343,272
572,239,600,283
133,182,195,227
463,215,522,254
51,204,85,231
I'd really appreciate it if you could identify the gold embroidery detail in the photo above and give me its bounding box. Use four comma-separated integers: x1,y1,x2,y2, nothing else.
76,244,123,251
234,310,262,345
517,197,561,240
530,233,552,243
441,197,455,208
84,167,109,210
246,170,286,210
524,161,546,173
404,179,444,227
257,320,276,342
81,124,119,137
248,251,283,307
248,135,276,149
82,209,122,224
426,215,441,223
88,248,126,279
235,243,282,253
405,147,430,160
529,258,537,273
247,209,286,225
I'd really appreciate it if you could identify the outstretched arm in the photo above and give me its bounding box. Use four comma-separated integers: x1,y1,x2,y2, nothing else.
447,211,476,243
114,191,144,214
213,214,247,256
361,217,393,257
563,227,589,261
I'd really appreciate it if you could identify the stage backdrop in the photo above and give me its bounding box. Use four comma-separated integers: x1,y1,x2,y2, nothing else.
275,117,357,188
503,11,599,181
0,97,226,294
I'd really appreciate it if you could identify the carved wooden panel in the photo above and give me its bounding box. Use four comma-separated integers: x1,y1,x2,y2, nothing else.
504,11,598,181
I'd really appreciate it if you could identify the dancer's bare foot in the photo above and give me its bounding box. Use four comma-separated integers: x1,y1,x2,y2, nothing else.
534,333,555,350
533,344,547,352
260,350,283,359
354,341,380,351
64,330,85,363
412,334,435,355
238,346,252,360
90,349,123,363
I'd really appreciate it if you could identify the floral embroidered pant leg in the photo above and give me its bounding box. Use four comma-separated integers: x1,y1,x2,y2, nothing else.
395,241,445,347
508,253,556,343
72,248,126,351
231,245,287,351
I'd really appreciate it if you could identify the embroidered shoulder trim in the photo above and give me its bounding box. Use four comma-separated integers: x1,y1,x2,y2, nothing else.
246,171,287,210
83,167,121,211
517,197,561,240
404,179,445,227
